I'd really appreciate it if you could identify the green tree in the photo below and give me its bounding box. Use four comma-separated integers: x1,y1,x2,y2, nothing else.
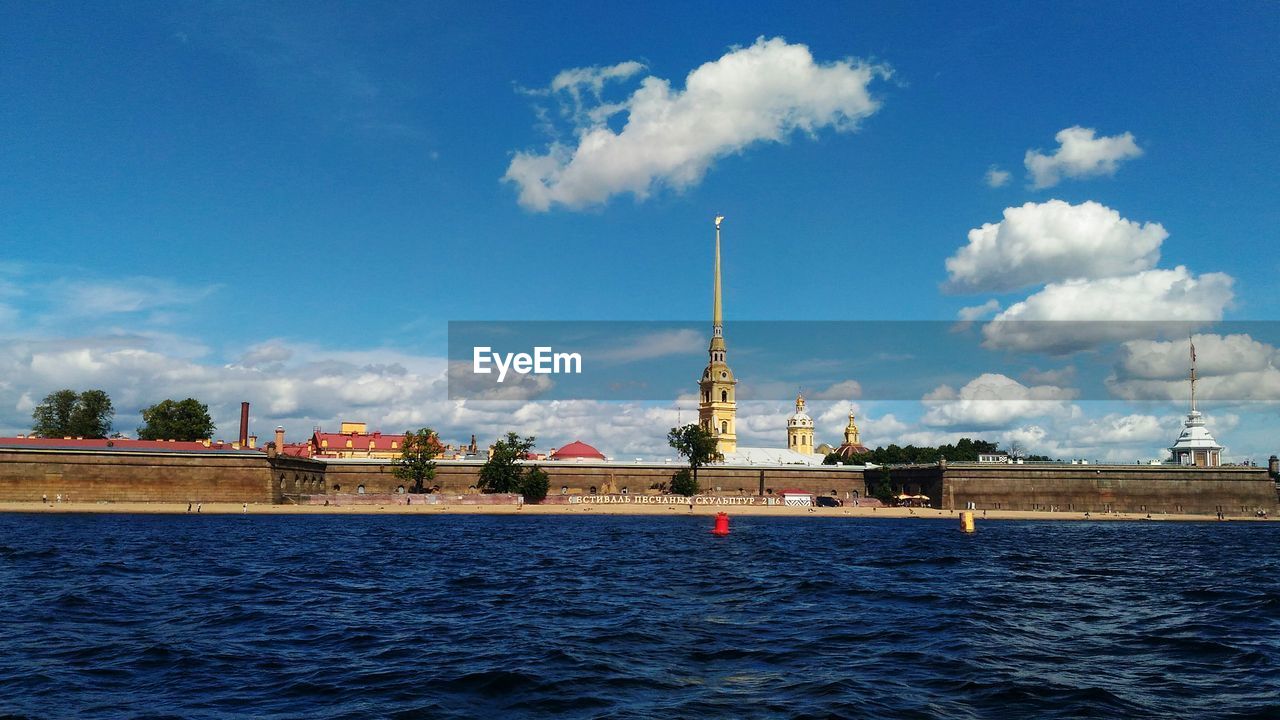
137,398,216,441
667,423,721,492
32,389,114,438
393,428,442,493
669,468,698,496
865,468,894,504
476,433,549,503
478,432,536,494
520,466,550,504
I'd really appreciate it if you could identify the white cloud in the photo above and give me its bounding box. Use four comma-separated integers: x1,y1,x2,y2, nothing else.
1020,366,1076,386
808,379,863,401
1025,126,1143,189
592,328,704,364
921,373,1078,428
53,277,218,316
984,165,1010,187
958,299,1001,321
504,36,889,211
981,267,1234,353
1067,413,1167,446
1107,334,1280,402
944,200,1166,294
0,334,707,459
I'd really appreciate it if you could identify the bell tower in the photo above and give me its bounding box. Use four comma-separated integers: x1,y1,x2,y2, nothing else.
698,215,737,455
787,393,814,455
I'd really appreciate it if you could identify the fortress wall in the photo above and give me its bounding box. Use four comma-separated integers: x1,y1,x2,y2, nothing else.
316,461,867,498
0,448,311,504
887,463,1275,516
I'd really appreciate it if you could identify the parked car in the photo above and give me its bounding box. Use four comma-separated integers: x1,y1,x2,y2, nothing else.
814,496,843,507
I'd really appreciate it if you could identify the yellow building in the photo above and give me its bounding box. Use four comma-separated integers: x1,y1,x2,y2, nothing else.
699,216,737,455
786,394,815,455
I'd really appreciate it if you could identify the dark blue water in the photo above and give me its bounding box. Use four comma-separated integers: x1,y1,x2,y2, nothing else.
1,515,1277,719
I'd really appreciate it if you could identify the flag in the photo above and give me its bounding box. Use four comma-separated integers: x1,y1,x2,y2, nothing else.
1190,338,1196,364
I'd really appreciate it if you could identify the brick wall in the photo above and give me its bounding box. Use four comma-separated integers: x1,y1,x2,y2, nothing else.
0,448,325,504
888,462,1275,516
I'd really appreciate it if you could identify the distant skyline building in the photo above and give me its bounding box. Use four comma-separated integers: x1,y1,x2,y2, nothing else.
699,215,737,455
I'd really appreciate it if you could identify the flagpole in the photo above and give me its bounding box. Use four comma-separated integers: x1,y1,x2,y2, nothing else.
1189,335,1197,413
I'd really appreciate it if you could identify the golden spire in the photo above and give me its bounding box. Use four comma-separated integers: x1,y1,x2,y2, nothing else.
712,215,724,339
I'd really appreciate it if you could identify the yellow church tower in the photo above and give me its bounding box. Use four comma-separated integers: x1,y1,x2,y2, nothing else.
787,393,814,455
699,215,737,455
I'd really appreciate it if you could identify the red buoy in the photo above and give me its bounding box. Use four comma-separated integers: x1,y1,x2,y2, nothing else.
712,512,730,536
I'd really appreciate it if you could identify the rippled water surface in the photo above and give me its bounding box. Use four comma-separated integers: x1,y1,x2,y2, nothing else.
1,514,1278,719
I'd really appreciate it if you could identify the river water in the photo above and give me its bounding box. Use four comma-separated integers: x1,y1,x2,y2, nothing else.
0,513,1277,718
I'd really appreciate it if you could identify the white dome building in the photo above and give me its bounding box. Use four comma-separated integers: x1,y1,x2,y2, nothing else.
786,393,814,456
1170,410,1223,467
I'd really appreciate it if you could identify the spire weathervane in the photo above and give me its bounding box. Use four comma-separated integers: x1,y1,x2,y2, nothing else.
712,215,724,338
1189,335,1198,413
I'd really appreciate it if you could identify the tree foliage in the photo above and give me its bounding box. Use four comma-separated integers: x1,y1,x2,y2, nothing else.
32,389,114,439
667,424,721,491
669,468,698,497
864,468,894,504
137,398,216,441
393,428,442,493
825,437,1055,467
477,432,549,503
824,437,1003,466
521,466,550,504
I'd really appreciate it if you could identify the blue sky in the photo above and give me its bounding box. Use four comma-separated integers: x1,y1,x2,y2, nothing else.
2,2,1278,460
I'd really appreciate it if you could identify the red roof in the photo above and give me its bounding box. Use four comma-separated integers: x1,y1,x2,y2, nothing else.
550,440,606,460
281,442,313,458
311,430,407,455
0,437,252,453
835,443,870,458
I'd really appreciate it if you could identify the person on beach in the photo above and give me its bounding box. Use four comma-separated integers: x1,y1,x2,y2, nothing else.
197,503,202,512
243,503,248,513
187,502,192,512
42,494,47,504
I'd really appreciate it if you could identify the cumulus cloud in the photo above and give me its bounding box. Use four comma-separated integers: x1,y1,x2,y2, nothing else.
1025,126,1143,189
0,334,708,458
981,267,1234,353
984,165,1010,188
504,36,889,211
1107,334,1280,402
921,373,1078,428
944,200,1166,294
1067,413,1167,446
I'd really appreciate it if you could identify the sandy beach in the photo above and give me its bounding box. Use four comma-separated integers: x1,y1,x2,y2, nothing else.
0,500,1272,522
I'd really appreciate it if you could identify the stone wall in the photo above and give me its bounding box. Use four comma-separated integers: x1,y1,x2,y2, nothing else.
317,460,868,499
887,462,1275,516
0,447,326,504
295,493,522,506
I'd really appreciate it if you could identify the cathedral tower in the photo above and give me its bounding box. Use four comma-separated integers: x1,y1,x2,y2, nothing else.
787,393,814,455
699,216,736,455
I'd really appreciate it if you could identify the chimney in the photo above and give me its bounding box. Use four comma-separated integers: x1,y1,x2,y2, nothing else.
275,426,285,451
248,434,257,449
1269,455,1279,480
239,402,250,447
